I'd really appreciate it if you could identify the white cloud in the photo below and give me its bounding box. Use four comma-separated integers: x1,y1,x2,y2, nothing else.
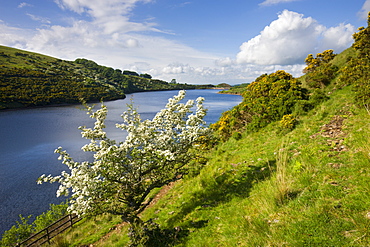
54,0,158,34
28,21,100,51
0,16,309,85
0,21,30,47
162,63,192,74
26,14,51,24
54,0,150,16
236,10,321,65
215,57,234,67
259,0,300,6
7,20,218,82
154,62,305,85
125,38,140,48
18,2,33,8
0,0,213,70
236,10,354,66
170,2,192,9
358,0,370,19
319,23,355,51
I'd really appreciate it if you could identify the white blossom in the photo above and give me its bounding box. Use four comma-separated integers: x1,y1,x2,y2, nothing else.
38,90,211,219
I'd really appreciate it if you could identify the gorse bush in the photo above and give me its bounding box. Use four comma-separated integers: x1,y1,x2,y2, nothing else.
303,49,336,73
243,71,307,128
305,64,338,89
338,13,370,108
212,70,308,139
303,50,338,89
280,114,297,130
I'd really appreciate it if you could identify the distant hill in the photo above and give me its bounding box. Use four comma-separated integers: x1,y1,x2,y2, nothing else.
0,45,196,109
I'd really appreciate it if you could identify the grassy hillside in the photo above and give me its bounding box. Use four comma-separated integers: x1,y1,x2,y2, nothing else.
0,45,196,110
37,38,370,246
53,86,369,247
148,86,369,246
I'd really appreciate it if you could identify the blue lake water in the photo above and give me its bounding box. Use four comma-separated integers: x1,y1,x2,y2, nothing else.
0,89,242,235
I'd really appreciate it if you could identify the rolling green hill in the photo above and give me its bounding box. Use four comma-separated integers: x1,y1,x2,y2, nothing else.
0,45,196,110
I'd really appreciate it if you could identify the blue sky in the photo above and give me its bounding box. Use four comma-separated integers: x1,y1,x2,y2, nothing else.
0,0,369,84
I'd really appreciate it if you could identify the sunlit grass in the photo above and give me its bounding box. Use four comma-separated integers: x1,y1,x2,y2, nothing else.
50,214,122,247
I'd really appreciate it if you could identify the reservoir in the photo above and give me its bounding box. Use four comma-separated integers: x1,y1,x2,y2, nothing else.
0,89,242,236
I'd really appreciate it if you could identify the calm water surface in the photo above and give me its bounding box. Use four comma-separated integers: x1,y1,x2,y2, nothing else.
0,89,241,235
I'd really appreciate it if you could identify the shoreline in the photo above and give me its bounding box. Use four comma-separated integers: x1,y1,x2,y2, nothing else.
0,96,126,112
217,91,242,95
0,88,233,112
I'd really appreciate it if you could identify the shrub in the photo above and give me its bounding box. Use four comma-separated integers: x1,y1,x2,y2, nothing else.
212,70,308,139
338,13,370,108
0,215,34,247
0,203,68,247
303,50,338,89
280,114,298,130
305,64,338,89
293,100,314,115
303,50,336,74
128,219,184,247
33,202,68,232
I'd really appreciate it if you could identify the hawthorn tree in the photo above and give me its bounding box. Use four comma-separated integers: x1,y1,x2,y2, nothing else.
38,90,210,244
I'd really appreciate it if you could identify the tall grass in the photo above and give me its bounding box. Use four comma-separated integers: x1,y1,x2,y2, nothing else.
274,143,293,206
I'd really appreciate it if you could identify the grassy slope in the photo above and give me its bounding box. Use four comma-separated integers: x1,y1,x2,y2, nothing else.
142,86,370,246
52,48,370,246
0,45,59,68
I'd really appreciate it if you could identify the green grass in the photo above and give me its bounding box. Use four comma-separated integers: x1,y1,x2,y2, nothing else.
219,83,249,95
0,45,66,69
49,214,123,246
330,47,356,68
62,84,370,246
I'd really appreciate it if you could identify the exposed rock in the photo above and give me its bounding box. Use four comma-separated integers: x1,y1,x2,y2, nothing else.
310,115,347,152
